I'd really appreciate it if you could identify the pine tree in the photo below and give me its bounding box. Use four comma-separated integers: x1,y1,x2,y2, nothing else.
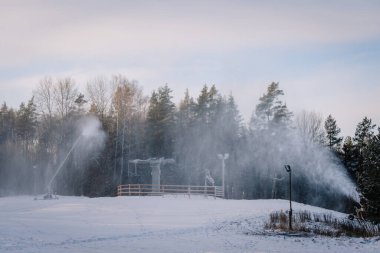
73,93,87,115
0,103,17,192
175,90,196,184
342,136,358,180
225,95,243,136
146,85,176,157
219,94,244,198
196,85,220,124
251,82,292,131
16,98,37,149
353,117,376,173
357,128,380,222
178,89,196,126
249,83,295,200
157,85,176,157
0,103,16,143
147,91,160,156
324,114,343,151
354,117,376,153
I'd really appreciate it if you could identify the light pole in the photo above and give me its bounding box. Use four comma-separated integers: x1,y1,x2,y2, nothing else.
217,153,229,198
33,165,37,196
284,165,292,230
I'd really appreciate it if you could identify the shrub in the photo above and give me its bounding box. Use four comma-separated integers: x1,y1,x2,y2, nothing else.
265,210,380,237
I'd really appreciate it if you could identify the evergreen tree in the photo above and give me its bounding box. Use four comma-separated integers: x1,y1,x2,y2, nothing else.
248,83,297,200
0,103,16,144
342,136,358,180
224,95,243,137
357,128,380,222
146,85,176,157
219,94,244,198
178,89,196,126
251,82,292,131
73,93,87,115
175,85,245,188
324,114,343,151
0,103,17,193
196,85,220,124
352,117,376,174
175,90,196,184
16,98,37,151
354,116,376,153
193,85,223,184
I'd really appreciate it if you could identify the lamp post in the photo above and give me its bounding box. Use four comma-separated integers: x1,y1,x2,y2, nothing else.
33,165,37,196
284,165,292,230
217,153,229,198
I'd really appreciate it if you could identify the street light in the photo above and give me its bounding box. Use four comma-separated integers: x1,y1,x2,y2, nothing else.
217,153,229,198
32,165,37,196
284,165,292,230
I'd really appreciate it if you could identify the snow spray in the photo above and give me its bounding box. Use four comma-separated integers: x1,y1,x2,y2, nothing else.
46,136,82,194
45,116,106,196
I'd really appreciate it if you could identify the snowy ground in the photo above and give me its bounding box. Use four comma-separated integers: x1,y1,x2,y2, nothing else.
0,195,379,253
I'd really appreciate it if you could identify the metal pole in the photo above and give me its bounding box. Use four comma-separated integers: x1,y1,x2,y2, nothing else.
289,169,292,230
120,122,125,186
218,154,229,198
222,158,225,195
285,165,292,231
113,113,118,181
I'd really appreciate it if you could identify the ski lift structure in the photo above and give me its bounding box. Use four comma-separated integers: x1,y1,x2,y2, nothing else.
118,157,224,198
128,157,175,192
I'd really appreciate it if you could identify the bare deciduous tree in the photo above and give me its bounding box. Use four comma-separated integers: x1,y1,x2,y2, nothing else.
86,76,111,120
296,110,325,145
111,74,148,122
53,77,78,119
33,76,54,119
111,74,148,182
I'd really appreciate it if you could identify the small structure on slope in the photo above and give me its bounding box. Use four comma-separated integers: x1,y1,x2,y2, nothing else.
128,157,175,193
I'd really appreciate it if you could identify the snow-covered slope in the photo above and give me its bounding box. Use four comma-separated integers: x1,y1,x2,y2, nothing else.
0,195,378,253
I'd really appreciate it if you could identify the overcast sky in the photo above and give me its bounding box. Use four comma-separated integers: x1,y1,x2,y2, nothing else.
1,0,380,136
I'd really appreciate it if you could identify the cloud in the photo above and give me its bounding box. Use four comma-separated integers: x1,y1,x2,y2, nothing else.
1,0,380,69
1,0,380,137
281,60,380,136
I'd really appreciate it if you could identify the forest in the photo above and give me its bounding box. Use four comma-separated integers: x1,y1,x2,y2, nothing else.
0,75,379,222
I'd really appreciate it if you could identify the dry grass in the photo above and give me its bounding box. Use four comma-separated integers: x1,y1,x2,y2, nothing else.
265,210,380,237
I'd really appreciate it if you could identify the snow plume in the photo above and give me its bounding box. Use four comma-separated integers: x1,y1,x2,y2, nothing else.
0,115,106,196
290,130,359,203
74,116,107,174
240,125,359,210
49,116,106,195
173,88,357,211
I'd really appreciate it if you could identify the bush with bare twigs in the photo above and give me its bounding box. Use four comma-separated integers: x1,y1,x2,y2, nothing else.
265,210,380,237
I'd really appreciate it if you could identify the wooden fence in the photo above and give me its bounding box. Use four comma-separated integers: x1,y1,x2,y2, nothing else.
117,184,224,198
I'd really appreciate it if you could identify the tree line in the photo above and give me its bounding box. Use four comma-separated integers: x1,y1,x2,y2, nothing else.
0,76,379,222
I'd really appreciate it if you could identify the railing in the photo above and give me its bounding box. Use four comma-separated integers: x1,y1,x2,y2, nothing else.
117,184,224,198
